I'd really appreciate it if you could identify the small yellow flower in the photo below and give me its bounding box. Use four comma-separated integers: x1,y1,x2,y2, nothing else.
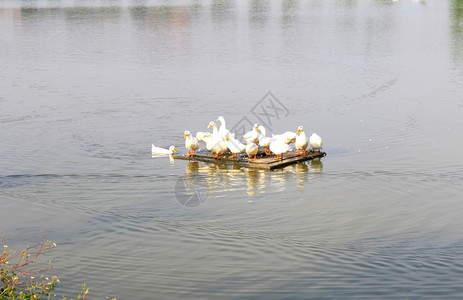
31,276,35,279
3,245,7,248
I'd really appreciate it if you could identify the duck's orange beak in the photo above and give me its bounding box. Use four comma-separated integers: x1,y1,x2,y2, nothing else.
173,148,177,153
184,133,188,138
296,128,301,134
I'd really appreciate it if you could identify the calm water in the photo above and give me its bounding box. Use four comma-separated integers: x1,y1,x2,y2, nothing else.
1,0,463,298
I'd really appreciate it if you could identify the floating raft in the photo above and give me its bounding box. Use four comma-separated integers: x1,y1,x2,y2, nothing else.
173,149,326,170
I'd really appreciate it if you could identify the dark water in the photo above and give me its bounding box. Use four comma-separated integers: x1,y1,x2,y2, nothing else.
1,0,463,298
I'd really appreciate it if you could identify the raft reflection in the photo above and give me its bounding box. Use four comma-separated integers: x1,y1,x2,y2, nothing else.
183,159,323,199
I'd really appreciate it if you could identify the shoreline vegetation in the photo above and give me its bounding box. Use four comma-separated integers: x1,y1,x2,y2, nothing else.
1,234,115,300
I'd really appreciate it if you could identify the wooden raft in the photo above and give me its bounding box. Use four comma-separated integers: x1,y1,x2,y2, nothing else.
173,149,326,170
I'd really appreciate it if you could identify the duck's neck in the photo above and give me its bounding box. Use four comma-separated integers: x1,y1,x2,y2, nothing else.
219,118,226,130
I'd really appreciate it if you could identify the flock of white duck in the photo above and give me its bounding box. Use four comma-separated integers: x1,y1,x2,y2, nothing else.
152,116,323,161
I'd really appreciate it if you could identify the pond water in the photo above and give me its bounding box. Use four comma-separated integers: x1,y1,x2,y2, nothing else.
1,0,463,298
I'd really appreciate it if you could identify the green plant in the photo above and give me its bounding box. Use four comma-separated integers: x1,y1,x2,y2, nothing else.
1,235,98,300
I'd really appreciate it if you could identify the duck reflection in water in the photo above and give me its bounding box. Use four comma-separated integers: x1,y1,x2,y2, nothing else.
182,158,322,200
246,168,259,198
185,161,200,175
183,161,201,188
310,158,323,174
184,161,243,196
294,162,308,190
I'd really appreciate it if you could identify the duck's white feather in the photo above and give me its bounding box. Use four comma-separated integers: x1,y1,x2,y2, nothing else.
295,126,309,151
184,131,199,152
258,125,272,148
217,116,231,140
203,132,228,154
207,121,220,140
196,131,206,142
309,133,323,151
272,131,296,144
269,140,290,155
245,141,259,157
152,144,176,155
243,124,260,144
226,136,246,154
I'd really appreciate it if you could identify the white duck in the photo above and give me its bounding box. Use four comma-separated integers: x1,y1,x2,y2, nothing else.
309,133,323,152
196,131,206,142
226,135,246,158
257,125,272,155
203,132,228,158
243,124,260,145
269,138,290,160
295,126,309,156
202,132,215,151
216,116,231,140
207,121,220,139
184,130,199,157
272,131,297,144
245,140,259,161
152,144,177,155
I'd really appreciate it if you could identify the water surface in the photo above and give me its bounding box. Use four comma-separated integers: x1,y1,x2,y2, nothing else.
1,0,463,298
